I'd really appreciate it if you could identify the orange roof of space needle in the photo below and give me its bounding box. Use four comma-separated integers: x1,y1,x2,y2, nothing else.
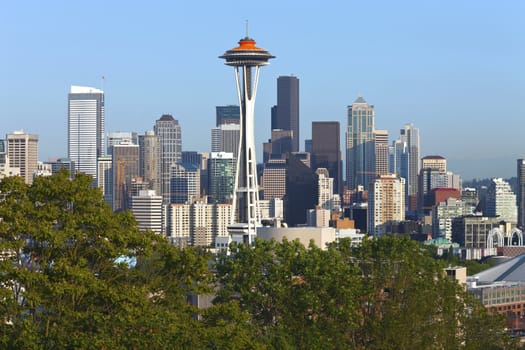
232,37,264,51
220,36,274,67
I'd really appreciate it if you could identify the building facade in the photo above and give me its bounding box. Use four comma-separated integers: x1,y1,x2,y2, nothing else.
111,143,139,211
167,203,232,247
154,114,182,204
517,159,525,228
285,155,318,227
262,158,287,200
97,155,113,206
107,131,137,154
131,190,163,234
452,216,503,248
368,174,405,236
208,152,235,204
432,197,465,240
138,131,161,196
6,130,38,185
311,121,342,195
68,86,104,181
391,124,420,209
211,123,240,158
374,129,389,177
486,178,517,223
316,168,334,211
216,105,240,126
346,97,375,190
170,163,200,204
272,76,299,152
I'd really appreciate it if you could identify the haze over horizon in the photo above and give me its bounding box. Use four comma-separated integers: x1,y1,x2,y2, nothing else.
2,1,524,181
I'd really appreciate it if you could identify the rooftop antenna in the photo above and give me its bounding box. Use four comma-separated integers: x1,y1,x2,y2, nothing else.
245,19,249,37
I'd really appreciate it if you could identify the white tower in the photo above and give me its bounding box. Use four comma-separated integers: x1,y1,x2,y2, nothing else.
68,86,104,182
220,35,274,244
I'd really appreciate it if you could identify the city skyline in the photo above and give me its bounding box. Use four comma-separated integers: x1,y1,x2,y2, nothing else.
2,1,524,180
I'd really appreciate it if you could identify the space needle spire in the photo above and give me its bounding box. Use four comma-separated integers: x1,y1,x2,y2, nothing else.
220,34,274,244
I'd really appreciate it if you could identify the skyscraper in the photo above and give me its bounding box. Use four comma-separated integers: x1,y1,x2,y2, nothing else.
208,152,235,204
262,129,294,162
107,131,138,154
216,105,240,126
112,143,139,212
97,155,113,206
211,123,241,157
262,159,287,200
170,162,200,204
518,159,525,228
138,131,161,196
154,114,182,204
391,124,420,211
285,155,318,227
316,168,334,210
68,85,104,181
220,34,274,243
6,130,38,185
311,121,342,195
374,129,389,176
486,178,517,223
272,76,299,152
418,156,462,219
346,97,375,190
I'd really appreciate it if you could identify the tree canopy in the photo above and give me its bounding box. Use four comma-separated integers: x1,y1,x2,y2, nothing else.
0,172,518,349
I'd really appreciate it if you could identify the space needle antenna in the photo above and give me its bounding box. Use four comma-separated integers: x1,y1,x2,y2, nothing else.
245,20,249,37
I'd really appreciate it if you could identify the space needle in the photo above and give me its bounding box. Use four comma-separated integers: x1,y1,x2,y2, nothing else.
220,32,274,244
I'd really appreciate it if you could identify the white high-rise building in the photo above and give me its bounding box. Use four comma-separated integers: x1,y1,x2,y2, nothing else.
432,197,465,240
131,190,163,234
68,86,105,182
368,174,405,236
97,156,113,206
486,178,517,223
316,168,334,210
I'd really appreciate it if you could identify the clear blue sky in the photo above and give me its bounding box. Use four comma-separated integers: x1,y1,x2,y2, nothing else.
2,1,524,180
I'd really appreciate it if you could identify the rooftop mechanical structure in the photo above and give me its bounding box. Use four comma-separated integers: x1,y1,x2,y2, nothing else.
220,36,274,244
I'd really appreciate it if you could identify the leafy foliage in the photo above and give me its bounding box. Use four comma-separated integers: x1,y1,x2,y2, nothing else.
0,172,213,349
0,172,517,349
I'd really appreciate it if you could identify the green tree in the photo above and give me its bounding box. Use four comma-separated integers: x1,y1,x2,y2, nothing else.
0,172,214,349
214,238,362,349
214,236,517,349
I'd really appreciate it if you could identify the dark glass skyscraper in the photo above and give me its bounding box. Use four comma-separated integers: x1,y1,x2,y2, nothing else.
311,121,342,196
216,105,240,126
285,154,318,226
272,76,299,152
